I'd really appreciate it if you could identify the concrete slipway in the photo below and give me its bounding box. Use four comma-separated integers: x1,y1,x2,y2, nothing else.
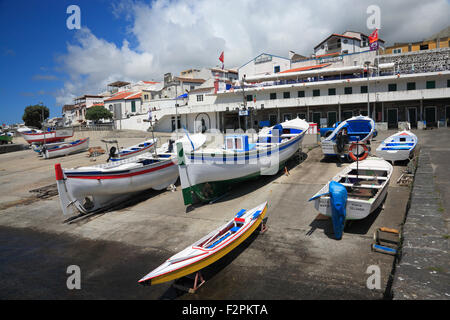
0,129,439,300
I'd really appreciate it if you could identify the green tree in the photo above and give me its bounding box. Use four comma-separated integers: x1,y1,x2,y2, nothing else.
22,104,49,129
85,105,113,123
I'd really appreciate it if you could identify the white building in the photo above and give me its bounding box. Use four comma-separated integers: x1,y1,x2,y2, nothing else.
238,53,291,79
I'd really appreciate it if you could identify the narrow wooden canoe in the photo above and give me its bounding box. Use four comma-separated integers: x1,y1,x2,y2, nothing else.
138,201,268,286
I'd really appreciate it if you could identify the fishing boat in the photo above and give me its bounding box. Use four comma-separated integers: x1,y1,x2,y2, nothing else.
32,141,67,154
105,139,157,162
138,201,268,286
55,134,206,215
375,130,417,163
321,115,375,160
177,117,309,205
21,127,74,144
42,138,90,159
310,157,393,221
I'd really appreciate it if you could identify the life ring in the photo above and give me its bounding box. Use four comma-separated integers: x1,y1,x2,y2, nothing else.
348,142,369,161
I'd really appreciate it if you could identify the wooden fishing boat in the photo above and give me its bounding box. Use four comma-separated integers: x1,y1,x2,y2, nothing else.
21,127,74,144
42,138,90,159
310,157,392,221
106,139,157,162
178,117,309,205
375,130,417,163
138,201,268,286
32,141,67,154
321,115,375,159
55,134,206,215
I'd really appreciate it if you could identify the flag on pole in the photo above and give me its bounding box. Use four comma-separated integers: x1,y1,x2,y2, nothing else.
219,51,224,69
369,29,379,51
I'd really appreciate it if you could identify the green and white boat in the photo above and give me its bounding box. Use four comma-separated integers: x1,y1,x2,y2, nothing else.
177,117,309,205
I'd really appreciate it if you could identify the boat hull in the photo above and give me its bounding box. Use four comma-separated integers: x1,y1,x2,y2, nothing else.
312,157,392,220
57,158,178,214
21,128,74,144
375,131,417,162
139,202,268,285
179,133,304,204
43,138,89,159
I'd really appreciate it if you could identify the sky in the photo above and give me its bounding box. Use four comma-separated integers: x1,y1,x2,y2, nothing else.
0,0,449,125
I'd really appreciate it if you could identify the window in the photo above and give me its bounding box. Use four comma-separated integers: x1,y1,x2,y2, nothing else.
447,79,450,87
328,88,336,96
246,94,253,102
274,66,280,73
420,44,429,50
344,87,352,94
298,90,305,98
270,92,277,100
196,94,204,101
283,92,290,99
190,85,195,90
312,89,320,97
388,84,397,92
426,81,436,89
407,82,416,90
343,39,348,44
297,113,306,119
360,86,368,93
131,101,136,113
144,94,149,100
393,48,402,54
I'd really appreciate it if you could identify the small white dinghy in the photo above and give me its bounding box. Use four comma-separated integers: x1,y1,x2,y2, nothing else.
375,130,417,163
43,138,90,159
139,201,268,286
310,157,393,221
106,139,156,162
55,134,206,215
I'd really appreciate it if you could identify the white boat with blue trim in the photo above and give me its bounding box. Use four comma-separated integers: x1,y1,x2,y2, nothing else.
107,139,157,162
375,130,417,163
321,115,375,159
139,201,268,286
55,134,206,215
177,117,309,205
42,138,90,159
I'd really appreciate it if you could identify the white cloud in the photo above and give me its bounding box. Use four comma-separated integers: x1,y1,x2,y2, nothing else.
55,0,450,104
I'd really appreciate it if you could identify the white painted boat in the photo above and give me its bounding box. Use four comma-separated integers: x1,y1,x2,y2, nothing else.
177,117,310,205
321,115,375,158
32,141,67,154
21,128,74,144
107,139,157,162
43,138,90,159
311,157,393,220
55,134,206,215
375,130,417,163
139,201,268,286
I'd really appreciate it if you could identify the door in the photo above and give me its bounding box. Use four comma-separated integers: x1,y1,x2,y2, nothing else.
283,114,292,121
342,111,353,120
408,108,417,128
425,107,436,127
387,108,398,129
269,114,277,126
312,112,321,125
446,106,450,127
327,111,337,127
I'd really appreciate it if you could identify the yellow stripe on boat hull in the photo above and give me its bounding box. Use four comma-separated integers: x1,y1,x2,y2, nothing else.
149,204,267,285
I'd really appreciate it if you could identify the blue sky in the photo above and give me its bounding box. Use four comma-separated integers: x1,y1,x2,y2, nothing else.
0,0,135,124
1,0,449,125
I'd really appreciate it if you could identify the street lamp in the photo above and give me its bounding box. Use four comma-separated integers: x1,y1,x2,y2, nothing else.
364,61,371,117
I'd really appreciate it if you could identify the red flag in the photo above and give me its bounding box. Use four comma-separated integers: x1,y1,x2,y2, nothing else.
219,51,224,63
369,29,378,43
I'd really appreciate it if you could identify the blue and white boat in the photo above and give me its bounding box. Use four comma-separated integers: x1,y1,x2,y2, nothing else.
177,117,310,205
107,139,156,162
43,138,90,159
375,130,417,163
321,115,375,159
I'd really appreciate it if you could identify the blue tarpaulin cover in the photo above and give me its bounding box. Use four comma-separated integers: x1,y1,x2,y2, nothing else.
329,181,347,240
